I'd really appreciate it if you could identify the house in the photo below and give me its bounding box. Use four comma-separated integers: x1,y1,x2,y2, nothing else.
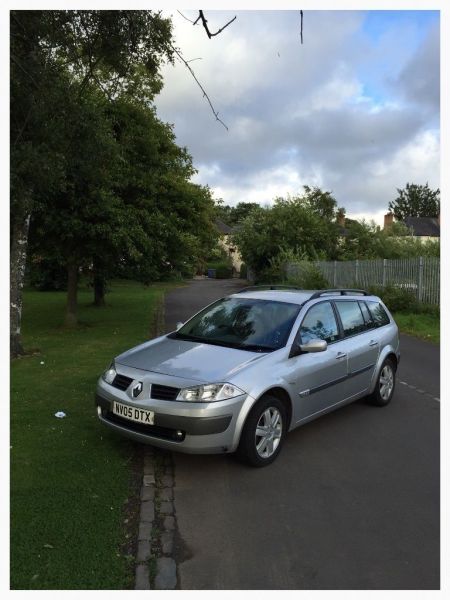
384,212,440,242
215,219,244,274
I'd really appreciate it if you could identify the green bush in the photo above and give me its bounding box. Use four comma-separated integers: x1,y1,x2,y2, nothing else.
285,262,330,289
205,261,232,279
215,265,233,279
367,284,418,312
240,263,248,279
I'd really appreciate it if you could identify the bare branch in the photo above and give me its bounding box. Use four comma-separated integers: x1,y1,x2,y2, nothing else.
186,57,203,63
170,44,228,131
300,10,304,44
177,11,198,25
198,10,237,39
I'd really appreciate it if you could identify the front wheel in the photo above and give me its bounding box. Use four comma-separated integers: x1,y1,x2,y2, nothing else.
367,358,396,406
237,395,287,467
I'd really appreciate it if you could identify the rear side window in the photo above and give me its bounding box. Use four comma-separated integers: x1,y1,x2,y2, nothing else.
359,301,375,329
299,301,339,344
335,301,366,337
367,301,390,327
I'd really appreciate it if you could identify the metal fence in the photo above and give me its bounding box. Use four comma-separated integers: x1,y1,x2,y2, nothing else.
286,257,440,305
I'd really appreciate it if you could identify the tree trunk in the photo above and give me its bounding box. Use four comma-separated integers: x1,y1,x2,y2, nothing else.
10,211,31,358
65,263,78,327
93,259,106,306
93,274,106,306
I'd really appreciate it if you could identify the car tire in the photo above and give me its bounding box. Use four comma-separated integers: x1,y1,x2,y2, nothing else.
367,357,396,406
237,395,287,467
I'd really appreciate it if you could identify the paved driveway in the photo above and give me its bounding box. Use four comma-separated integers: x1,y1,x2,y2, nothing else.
164,279,440,589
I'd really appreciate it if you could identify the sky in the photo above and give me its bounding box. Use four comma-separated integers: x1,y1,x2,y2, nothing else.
154,9,440,225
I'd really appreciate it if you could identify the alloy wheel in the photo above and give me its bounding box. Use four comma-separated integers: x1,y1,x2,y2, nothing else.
379,364,394,401
255,407,283,459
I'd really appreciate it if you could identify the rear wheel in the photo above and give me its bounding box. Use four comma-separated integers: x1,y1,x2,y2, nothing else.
237,395,287,467
367,358,396,406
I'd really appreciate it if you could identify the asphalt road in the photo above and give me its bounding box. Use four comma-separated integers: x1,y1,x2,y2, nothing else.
164,279,440,590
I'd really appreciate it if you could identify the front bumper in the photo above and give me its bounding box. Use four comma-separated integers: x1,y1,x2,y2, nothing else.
95,377,249,454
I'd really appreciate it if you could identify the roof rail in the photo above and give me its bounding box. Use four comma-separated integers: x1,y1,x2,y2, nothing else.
236,285,304,294
309,289,369,300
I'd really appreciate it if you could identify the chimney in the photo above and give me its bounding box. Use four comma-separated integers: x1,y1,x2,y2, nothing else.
384,212,394,229
336,209,346,227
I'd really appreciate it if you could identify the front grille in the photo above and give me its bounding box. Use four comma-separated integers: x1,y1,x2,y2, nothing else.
151,384,180,401
112,373,133,391
104,411,185,442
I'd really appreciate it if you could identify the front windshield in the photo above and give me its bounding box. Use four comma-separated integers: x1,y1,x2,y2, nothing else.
170,297,300,352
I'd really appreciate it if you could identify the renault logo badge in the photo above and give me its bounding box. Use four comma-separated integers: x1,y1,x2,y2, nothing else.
132,382,143,398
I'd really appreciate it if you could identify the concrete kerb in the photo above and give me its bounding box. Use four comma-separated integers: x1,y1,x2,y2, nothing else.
134,446,178,590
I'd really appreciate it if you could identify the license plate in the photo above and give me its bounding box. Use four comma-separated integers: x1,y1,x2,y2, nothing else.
113,401,154,425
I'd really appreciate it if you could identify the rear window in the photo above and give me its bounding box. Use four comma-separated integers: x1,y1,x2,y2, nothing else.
367,301,390,327
335,301,366,337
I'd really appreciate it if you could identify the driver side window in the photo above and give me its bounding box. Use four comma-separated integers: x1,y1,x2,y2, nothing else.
298,301,339,344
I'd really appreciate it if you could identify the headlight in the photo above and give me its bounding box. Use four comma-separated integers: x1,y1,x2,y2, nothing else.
176,383,245,403
102,363,116,384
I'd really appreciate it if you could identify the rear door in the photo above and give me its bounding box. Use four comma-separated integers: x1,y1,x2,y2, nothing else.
333,300,380,397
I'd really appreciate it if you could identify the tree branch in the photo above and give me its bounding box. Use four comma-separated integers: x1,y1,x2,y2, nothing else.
198,10,237,39
300,10,304,44
170,44,228,131
177,11,198,25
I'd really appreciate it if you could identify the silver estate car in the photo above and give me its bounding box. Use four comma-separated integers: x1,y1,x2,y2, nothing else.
95,287,400,467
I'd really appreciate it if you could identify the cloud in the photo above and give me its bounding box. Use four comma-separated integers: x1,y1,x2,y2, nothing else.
394,21,440,113
155,10,440,223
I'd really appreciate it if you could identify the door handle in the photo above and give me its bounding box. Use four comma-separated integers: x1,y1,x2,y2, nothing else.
369,340,378,347
335,352,347,359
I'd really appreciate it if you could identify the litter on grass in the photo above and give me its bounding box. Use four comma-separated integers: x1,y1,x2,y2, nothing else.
54,411,66,418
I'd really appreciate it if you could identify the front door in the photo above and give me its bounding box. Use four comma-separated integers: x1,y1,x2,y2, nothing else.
286,301,349,424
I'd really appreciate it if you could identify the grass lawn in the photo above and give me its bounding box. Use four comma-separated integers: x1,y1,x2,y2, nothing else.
393,311,440,344
10,280,179,589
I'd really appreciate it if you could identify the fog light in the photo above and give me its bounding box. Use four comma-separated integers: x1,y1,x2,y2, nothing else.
97,406,102,417
176,430,183,438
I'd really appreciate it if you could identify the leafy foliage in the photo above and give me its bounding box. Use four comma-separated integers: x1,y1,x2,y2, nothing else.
337,219,440,260
388,183,440,220
286,262,330,290
232,187,340,278
367,284,418,313
215,201,260,227
13,10,218,331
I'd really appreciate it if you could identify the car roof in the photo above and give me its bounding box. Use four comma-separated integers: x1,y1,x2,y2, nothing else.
229,288,380,306
230,290,314,305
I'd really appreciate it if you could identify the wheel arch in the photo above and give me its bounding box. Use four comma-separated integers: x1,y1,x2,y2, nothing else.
369,348,399,394
233,385,294,452
260,386,293,431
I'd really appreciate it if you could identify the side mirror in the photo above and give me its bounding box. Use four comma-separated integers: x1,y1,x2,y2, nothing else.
290,338,328,357
176,322,184,331
300,339,328,353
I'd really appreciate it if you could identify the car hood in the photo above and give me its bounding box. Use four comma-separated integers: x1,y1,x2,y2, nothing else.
115,335,267,383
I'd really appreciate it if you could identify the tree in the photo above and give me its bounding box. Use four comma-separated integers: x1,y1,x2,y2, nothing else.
29,83,122,326
11,10,174,353
388,183,440,221
215,201,260,226
232,189,340,278
302,185,340,221
336,218,440,260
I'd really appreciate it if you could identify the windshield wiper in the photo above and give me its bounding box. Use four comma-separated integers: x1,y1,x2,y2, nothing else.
168,333,275,352
237,343,275,353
